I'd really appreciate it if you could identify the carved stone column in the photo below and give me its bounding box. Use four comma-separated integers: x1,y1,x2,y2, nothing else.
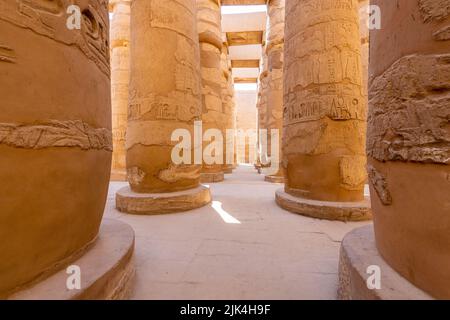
0,0,134,298
339,0,450,300
221,43,235,174
257,47,270,168
358,0,369,99
197,0,225,183
110,0,131,181
275,0,371,221
264,0,285,183
116,0,211,214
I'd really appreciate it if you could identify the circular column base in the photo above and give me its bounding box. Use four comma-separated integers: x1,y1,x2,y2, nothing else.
223,168,233,174
200,172,224,183
265,175,284,183
275,188,372,221
9,219,135,300
116,185,212,215
338,225,433,300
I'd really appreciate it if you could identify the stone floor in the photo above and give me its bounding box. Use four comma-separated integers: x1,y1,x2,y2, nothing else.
105,165,372,300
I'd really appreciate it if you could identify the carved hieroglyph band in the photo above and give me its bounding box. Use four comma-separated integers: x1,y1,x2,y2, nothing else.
0,120,112,151
368,54,450,165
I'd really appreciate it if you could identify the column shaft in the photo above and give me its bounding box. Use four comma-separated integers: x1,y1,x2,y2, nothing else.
0,0,111,296
276,0,371,221
368,0,450,299
117,0,211,214
198,0,226,182
110,0,131,181
265,0,285,182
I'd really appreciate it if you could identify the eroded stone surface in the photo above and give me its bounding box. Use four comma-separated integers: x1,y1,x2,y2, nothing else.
9,219,135,300
369,0,450,299
282,0,368,204
338,226,433,300
116,185,212,215
0,0,112,297
276,189,372,222
110,0,131,180
126,0,203,194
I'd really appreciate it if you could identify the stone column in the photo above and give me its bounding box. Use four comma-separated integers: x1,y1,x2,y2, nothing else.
197,0,225,183
275,0,371,221
110,0,131,181
264,0,285,183
257,48,270,168
358,0,369,99
339,0,450,300
221,43,235,174
0,0,133,298
116,0,211,214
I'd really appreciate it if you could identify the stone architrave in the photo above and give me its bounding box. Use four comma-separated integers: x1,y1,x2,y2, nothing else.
0,0,133,298
116,0,212,214
110,0,131,181
197,0,226,183
339,0,450,299
275,0,371,221
264,0,285,183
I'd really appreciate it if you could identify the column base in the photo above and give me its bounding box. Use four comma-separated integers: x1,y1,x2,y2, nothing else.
223,168,233,174
275,188,372,221
9,219,135,300
200,172,224,183
338,225,433,300
110,169,127,181
116,185,212,215
265,175,284,183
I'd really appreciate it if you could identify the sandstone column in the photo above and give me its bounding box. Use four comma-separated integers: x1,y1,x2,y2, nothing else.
358,0,369,99
197,0,225,183
221,43,235,174
264,0,285,183
339,0,450,299
275,0,371,221
0,0,133,298
110,0,131,181
257,47,270,168
116,0,211,214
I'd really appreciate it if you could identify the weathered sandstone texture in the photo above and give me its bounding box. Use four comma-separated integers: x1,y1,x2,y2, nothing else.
10,219,135,300
110,0,131,181
358,0,369,98
264,0,285,183
367,0,450,299
117,0,211,214
256,47,270,167
0,0,112,297
277,0,371,221
338,226,433,300
198,0,225,183
221,43,236,174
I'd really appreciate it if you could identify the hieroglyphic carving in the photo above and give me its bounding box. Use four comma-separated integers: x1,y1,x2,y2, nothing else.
0,0,110,75
367,54,450,164
340,155,367,190
0,120,112,151
367,165,392,205
282,0,367,201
